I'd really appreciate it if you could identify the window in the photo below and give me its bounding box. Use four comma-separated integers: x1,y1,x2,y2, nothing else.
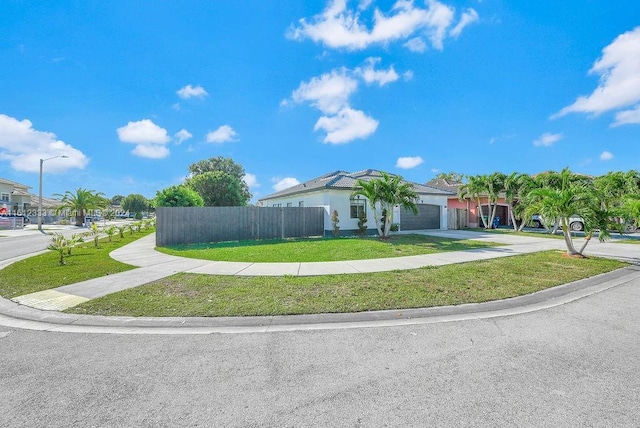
272,203,281,207
0,193,9,202
350,198,366,219
286,202,292,207
298,201,304,207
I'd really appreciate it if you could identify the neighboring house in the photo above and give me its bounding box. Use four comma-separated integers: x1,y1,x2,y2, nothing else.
0,178,33,214
258,169,454,235
425,178,512,229
0,177,61,222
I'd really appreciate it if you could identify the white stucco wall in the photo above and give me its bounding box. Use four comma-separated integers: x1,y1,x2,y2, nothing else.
261,189,449,231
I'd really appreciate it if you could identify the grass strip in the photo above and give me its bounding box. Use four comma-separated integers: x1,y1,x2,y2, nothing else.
0,229,154,299
66,251,626,317
156,234,501,263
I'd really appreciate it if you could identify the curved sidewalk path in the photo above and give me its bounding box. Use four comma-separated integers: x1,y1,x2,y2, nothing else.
3,230,640,334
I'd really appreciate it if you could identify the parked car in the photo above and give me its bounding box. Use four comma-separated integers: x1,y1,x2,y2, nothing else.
531,214,585,231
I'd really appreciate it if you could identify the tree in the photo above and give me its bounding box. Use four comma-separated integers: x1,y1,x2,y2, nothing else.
352,172,418,238
154,185,204,207
54,188,108,226
522,168,610,256
186,171,246,206
484,172,506,229
110,195,125,206
434,171,464,182
458,175,489,228
122,194,149,215
502,172,522,231
188,156,251,204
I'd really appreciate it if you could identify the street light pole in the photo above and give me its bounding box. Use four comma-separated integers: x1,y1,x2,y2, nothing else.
38,155,68,232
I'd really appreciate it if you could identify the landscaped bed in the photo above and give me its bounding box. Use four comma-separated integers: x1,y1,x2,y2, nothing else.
0,229,154,299
65,251,626,317
156,234,501,262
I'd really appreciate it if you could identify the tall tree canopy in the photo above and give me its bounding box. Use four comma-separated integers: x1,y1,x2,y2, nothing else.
154,185,204,207
109,195,125,206
434,171,464,182
187,171,247,207
188,156,251,205
122,194,149,214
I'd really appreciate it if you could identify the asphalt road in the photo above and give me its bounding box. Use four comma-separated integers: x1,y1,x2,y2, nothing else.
0,232,54,261
1,279,638,427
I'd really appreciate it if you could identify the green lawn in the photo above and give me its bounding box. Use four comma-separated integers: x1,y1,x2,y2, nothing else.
66,251,626,317
156,234,501,262
0,229,154,299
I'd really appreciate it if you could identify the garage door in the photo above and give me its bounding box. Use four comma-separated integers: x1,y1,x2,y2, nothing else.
401,204,440,230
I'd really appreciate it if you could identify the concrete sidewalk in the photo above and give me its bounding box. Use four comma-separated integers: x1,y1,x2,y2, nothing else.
6,230,640,316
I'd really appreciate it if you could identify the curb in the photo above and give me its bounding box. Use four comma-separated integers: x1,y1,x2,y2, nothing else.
1,265,638,335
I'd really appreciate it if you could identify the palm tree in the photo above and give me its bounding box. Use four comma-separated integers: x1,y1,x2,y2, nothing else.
502,172,522,231
54,188,108,227
458,175,489,228
352,172,419,238
522,169,608,256
485,172,506,228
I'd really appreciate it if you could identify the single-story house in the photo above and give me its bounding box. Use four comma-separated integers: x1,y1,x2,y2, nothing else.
425,178,512,228
258,169,454,235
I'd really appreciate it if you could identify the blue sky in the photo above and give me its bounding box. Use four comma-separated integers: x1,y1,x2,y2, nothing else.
1,1,639,203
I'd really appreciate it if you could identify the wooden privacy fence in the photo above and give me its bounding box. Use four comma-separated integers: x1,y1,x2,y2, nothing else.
156,206,325,246
447,208,469,230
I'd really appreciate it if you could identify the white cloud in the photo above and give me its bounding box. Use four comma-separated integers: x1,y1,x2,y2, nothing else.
404,37,427,52
396,156,424,169
273,177,301,192
314,107,379,144
172,103,181,111
243,173,259,188
176,84,208,99
403,70,414,81
117,119,170,144
430,168,439,173
450,8,479,38
132,144,170,159
174,129,192,144
357,57,400,86
206,125,238,143
0,114,89,173
613,105,640,126
599,151,614,161
290,68,358,114
288,0,476,51
117,119,170,159
287,59,407,143
533,132,563,147
554,27,640,125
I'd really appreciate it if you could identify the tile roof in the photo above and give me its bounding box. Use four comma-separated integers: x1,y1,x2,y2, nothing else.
259,169,454,201
0,177,31,189
424,178,463,193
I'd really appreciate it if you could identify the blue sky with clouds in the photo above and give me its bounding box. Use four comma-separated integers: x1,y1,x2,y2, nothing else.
1,1,639,202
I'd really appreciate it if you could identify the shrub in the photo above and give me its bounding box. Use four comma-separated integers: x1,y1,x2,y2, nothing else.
331,210,340,237
357,210,368,237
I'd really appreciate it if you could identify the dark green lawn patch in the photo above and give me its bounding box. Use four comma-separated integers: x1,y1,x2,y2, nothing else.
156,234,500,262
66,251,626,317
0,230,154,299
